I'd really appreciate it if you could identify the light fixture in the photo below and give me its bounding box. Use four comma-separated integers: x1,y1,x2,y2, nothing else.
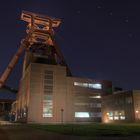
106,112,109,116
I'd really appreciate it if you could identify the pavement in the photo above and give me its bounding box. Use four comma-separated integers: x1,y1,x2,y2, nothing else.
0,123,140,140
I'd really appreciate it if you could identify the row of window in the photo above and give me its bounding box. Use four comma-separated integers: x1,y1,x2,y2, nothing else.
75,112,101,118
43,70,53,117
74,102,101,108
107,110,125,120
74,82,102,89
75,95,101,99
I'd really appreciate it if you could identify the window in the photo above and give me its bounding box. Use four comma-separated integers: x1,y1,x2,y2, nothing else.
119,110,125,120
90,103,101,108
44,85,53,90
43,99,53,117
107,110,125,121
107,111,113,120
44,75,53,79
45,70,53,74
44,79,53,84
74,103,89,106
120,116,125,120
75,112,90,118
126,97,133,104
74,82,102,89
109,117,113,120
89,95,101,99
90,112,101,117
43,70,53,117
114,116,119,120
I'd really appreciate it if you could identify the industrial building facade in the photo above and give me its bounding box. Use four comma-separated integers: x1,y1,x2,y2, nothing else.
9,11,140,124
10,11,112,123
102,90,140,123
16,53,112,123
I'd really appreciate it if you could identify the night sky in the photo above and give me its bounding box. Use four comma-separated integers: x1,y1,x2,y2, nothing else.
0,0,140,90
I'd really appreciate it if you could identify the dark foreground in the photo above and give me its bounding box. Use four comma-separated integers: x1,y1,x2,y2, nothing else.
0,125,140,140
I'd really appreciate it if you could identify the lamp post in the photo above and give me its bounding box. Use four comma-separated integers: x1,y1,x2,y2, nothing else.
136,110,139,121
61,108,64,123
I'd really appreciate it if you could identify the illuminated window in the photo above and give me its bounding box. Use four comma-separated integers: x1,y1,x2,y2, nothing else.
75,112,90,118
89,96,101,99
120,116,125,120
109,112,113,117
108,112,113,120
109,117,113,120
74,103,89,106
114,116,119,120
119,110,125,116
43,70,53,117
74,82,102,89
119,110,125,120
107,110,125,121
43,100,53,117
89,83,102,89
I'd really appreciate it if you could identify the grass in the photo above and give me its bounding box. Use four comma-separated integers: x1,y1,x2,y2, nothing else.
29,123,140,136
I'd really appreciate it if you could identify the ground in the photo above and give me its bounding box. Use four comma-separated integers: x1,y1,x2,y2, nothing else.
0,123,140,140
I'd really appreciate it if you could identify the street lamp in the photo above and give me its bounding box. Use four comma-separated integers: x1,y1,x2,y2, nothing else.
135,110,139,121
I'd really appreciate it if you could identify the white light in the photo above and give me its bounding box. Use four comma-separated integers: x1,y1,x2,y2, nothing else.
136,110,139,113
106,112,109,116
89,83,102,89
89,96,101,99
120,116,125,120
43,114,52,117
74,82,102,89
74,82,79,86
82,83,88,87
109,117,113,120
114,116,119,120
75,112,90,118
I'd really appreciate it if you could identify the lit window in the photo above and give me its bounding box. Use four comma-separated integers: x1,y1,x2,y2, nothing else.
109,117,113,120
82,83,88,87
75,112,90,118
120,116,125,120
74,103,89,106
43,100,53,117
109,112,113,117
74,82,102,89
114,116,119,120
89,96,101,99
89,83,102,89
119,110,125,116
43,70,53,117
